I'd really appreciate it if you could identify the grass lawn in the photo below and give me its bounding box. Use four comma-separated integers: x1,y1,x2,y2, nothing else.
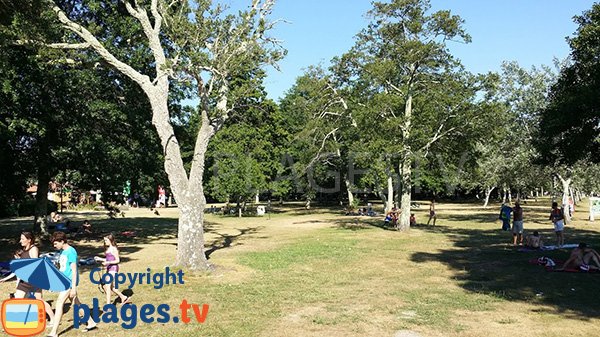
1,197,599,337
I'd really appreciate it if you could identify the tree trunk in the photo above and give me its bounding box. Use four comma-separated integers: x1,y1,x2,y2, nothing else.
557,174,572,224
569,187,575,206
344,174,354,207
483,186,495,208
508,188,512,204
33,170,50,235
255,191,259,204
398,156,411,231
148,90,213,270
176,200,210,269
397,93,412,231
385,176,394,213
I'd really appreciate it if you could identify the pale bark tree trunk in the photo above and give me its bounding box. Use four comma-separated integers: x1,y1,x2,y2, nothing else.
557,174,572,224
569,187,575,205
398,94,412,231
255,191,260,204
345,177,355,207
385,176,394,213
147,92,213,269
508,188,512,204
33,170,50,235
339,146,354,207
398,157,411,231
483,186,495,208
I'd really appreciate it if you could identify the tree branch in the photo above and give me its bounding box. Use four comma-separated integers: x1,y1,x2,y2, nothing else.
305,128,339,172
14,40,90,49
47,0,151,88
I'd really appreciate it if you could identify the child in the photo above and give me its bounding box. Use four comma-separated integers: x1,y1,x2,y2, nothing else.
549,202,565,247
94,233,131,305
410,213,416,226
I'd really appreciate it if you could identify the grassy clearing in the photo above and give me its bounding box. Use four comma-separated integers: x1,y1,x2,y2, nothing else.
1,197,599,336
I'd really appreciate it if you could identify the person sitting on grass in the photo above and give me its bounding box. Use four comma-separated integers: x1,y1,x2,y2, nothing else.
50,211,63,223
525,231,543,249
82,220,92,234
410,213,417,227
557,243,600,271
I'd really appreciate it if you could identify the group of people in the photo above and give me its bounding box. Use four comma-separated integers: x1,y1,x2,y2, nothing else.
500,199,600,272
2,230,131,337
383,199,436,227
499,200,566,247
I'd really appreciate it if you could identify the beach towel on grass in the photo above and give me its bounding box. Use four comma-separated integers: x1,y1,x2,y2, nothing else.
518,243,579,252
529,257,600,273
541,243,578,251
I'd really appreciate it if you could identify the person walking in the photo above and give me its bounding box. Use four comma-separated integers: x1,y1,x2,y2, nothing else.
48,232,97,337
94,233,131,305
11,232,55,326
427,199,437,226
499,203,512,231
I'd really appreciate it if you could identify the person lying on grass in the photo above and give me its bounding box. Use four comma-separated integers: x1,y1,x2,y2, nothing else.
557,243,600,271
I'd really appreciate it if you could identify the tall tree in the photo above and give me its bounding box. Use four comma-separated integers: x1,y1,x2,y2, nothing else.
345,0,474,230
27,0,282,269
1,2,164,229
279,66,358,208
538,3,600,165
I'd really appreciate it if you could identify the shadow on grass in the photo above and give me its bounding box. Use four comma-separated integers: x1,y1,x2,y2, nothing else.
411,225,600,319
333,217,398,231
205,227,263,259
443,212,502,224
0,214,262,265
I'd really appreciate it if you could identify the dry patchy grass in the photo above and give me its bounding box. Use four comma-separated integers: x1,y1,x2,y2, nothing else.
0,198,599,337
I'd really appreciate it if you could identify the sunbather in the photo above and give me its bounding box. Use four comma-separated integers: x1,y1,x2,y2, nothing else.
557,243,600,271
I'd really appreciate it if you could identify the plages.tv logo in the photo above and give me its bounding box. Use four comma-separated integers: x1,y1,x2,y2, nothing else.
75,267,209,329
1,299,46,337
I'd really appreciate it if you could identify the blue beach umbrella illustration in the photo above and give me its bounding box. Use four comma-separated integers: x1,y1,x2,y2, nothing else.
9,257,71,291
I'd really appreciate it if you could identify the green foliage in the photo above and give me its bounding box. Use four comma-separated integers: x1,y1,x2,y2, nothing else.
537,3,600,165
0,1,165,211
206,95,290,203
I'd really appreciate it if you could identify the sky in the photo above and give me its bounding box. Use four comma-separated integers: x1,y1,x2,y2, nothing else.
261,0,597,101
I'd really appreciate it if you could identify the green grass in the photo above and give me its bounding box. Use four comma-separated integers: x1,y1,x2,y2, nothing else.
1,198,600,336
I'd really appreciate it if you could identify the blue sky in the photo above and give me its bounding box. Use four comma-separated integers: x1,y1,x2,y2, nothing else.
262,0,597,101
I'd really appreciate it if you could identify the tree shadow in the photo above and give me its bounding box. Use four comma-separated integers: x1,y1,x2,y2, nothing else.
443,212,500,224
0,215,223,262
410,225,600,319
204,227,262,259
332,217,397,231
